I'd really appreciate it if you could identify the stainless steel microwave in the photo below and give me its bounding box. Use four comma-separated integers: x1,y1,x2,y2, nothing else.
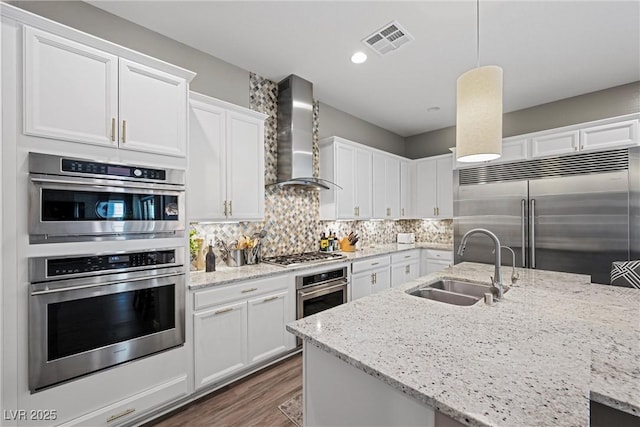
28,153,186,243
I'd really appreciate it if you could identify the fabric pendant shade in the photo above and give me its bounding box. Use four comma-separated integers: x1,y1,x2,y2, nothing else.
456,65,503,162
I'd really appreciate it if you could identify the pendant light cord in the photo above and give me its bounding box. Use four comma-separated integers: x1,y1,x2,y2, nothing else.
476,0,480,68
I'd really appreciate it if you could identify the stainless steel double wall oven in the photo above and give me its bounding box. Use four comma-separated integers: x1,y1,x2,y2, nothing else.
27,153,187,392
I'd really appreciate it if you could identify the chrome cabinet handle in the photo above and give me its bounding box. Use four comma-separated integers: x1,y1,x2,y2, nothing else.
111,118,116,142
263,295,279,302
401,208,405,216
371,262,379,266
521,199,526,268
107,408,135,423
530,199,536,268
241,287,258,293
229,200,232,216
354,206,357,216
224,201,228,216
121,120,127,143
214,307,233,315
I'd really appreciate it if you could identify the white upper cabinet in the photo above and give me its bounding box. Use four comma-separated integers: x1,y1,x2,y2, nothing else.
319,137,372,220
23,26,190,157
118,59,187,156
372,152,400,219
415,154,453,218
24,26,118,147
530,130,580,158
580,119,639,152
188,93,266,222
400,160,415,219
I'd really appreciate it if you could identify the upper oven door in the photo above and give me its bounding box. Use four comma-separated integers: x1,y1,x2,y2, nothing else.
29,174,185,243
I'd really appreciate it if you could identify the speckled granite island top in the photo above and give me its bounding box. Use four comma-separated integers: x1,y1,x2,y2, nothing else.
286,262,640,427
189,242,452,290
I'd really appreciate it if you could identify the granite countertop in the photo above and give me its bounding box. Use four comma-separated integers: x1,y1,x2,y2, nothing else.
189,242,453,290
286,262,640,427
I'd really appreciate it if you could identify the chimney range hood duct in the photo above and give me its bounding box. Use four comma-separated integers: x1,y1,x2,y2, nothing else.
271,74,339,190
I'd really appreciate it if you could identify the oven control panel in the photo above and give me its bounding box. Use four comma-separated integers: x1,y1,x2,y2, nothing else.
61,159,166,181
46,250,176,277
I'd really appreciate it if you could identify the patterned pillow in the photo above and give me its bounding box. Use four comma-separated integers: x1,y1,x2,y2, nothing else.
610,261,640,289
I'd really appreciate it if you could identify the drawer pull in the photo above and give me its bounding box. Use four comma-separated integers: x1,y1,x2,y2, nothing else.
214,307,233,315
263,296,279,302
107,408,135,423
241,287,258,293
404,255,411,258
371,262,379,266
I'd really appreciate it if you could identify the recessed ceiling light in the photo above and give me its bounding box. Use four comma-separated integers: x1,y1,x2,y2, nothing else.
427,106,441,112
351,51,367,64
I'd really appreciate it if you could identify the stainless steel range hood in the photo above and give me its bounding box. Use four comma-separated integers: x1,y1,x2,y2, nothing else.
272,74,338,190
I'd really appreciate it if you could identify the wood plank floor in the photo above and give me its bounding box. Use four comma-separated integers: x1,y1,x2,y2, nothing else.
147,354,302,427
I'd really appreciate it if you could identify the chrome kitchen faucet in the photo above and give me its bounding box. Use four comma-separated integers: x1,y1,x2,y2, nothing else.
457,228,505,301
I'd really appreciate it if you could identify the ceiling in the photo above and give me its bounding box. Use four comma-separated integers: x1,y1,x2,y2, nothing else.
88,1,640,137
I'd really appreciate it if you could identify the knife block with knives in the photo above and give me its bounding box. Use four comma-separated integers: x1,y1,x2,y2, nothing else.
340,232,358,252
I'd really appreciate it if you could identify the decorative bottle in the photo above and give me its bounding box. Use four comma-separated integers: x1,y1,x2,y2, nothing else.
205,241,216,272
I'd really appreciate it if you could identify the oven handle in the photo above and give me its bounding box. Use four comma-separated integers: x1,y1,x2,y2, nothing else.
30,175,184,192
30,272,185,295
298,281,347,299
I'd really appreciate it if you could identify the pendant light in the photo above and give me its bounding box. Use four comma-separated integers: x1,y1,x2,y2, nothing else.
456,0,503,163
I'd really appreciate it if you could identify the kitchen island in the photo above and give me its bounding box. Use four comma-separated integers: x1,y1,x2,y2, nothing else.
287,262,640,427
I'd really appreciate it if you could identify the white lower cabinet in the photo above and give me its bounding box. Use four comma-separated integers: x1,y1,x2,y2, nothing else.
247,290,291,364
193,275,294,390
391,250,420,288
60,376,188,427
351,256,391,300
420,249,454,276
194,301,248,388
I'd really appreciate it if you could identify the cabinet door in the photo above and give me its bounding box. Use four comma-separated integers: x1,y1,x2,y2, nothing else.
372,153,387,219
194,301,248,389
355,148,373,219
386,157,401,218
391,261,420,288
530,130,579,158
247,290,291,364
415,159,437,217
119,58,187,157
188,100,226,220
24,26,118,147
436,156,453,218
371,266,391,294
400,161,414,218
426,259,452,275
226,111,265,220
351,272,373,301
336,144,356,219
580,119,639,152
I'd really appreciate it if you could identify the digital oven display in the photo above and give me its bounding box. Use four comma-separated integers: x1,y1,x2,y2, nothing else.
106,166,131,177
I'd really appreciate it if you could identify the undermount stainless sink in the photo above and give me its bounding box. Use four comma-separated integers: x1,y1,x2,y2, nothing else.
408,279,509,306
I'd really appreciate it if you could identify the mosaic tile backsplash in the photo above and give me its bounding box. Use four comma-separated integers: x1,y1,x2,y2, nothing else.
191,73,453,258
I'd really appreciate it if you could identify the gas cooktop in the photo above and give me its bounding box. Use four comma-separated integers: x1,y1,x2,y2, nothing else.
262,252,346,267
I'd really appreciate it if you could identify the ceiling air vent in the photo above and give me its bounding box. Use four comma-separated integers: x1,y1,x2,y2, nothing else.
362,21,414,56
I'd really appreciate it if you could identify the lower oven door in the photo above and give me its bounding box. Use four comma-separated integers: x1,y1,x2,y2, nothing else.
29,273,185,392
29,174,185,243
297,281,348,319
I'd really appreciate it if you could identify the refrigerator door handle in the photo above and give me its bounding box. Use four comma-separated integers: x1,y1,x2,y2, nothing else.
530,199,536,268
521,199,527,268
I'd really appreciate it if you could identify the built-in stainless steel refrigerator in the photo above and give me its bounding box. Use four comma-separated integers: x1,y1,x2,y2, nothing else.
454,147,639,284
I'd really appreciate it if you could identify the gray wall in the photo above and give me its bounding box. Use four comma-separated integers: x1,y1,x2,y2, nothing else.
9,1,406,155
318,102,405,156
405,81,640,159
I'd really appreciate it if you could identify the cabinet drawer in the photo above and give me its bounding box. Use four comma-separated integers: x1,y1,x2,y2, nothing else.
423,249,453,262
60,376,187,427
194,274,289,311
391,250,419,264
351,255,390,274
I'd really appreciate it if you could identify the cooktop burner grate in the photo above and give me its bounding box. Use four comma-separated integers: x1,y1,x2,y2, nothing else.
262,251,346,267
